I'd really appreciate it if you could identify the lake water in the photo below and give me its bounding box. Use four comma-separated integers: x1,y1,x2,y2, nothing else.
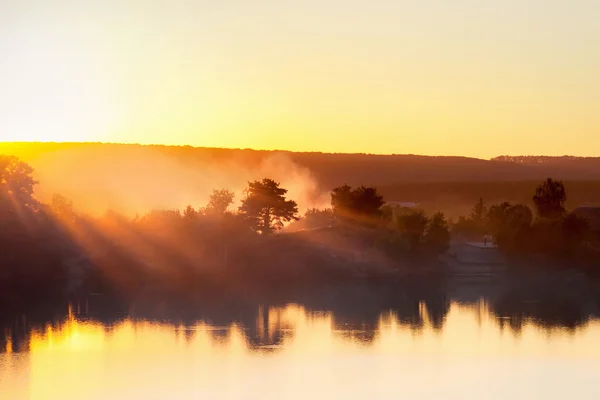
2,292,600,399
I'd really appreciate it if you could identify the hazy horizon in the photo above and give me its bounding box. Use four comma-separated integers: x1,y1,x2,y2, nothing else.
2,140,599,160
4,140,600,220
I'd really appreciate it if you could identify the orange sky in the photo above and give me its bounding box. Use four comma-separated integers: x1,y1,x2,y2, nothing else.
1,0,599,158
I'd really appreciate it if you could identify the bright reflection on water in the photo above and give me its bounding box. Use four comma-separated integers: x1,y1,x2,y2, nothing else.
2,302,600,399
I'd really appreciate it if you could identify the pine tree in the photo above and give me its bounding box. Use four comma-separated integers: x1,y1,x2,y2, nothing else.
239,179,299,234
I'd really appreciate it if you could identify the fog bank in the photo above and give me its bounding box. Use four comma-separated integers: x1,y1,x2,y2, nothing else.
30,146,329,215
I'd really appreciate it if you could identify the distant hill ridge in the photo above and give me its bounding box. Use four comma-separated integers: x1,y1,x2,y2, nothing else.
2,142,600,186
493,155,600,163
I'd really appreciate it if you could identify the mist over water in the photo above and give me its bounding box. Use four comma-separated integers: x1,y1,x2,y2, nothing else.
29,146,329,215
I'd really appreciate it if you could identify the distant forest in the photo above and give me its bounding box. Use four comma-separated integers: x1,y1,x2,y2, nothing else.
2,142,600,217
5,142,600,183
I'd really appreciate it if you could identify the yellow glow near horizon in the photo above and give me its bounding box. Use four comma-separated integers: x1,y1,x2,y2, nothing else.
1,1,599,157
1,122,108,144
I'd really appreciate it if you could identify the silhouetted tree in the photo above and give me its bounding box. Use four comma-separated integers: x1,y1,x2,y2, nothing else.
1,156,70,308
353,186,385,216
487,202,533,252
330,184,354,216
488,203,531,233
183,205,197,221
239,179,299,234
303,208,335,229
0,155,39,217
397,210,428,252
453,198,488,238
331,184,384,219
469,197,487,229
423,212,450,255
506,204,533,229
203,189,235,215
533,178,566,219
1,156,42,246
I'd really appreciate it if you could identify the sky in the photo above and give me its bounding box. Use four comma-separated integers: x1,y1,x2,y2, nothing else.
0,0,599,158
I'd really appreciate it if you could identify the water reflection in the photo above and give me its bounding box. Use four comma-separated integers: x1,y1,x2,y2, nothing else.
2,287,600,399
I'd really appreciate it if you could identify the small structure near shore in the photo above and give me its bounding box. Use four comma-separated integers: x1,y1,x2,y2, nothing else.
453,241,505,265
442,240,506,279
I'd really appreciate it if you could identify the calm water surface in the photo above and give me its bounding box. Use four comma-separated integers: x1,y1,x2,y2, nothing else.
1,300,600,399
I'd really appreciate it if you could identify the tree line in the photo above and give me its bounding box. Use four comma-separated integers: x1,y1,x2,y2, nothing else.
2,154,600,312
453,178,598,263
3,154,598,262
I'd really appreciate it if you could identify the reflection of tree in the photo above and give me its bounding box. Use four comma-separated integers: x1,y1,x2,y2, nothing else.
4,280,600,354
490,285,591,332
246,306,289,350
0,284,448,351
423,294,450,331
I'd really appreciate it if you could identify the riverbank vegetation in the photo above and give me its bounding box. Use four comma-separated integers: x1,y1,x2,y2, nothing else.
452,178,600,270
2,154,600,313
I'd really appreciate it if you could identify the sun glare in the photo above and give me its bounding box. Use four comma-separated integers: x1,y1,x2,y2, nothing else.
0,21,117,144
1,130,91,143
0,74,114,143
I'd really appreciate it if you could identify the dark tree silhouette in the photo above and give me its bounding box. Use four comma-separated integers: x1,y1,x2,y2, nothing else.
487,202,511,233
469,197,487,228
203,189,235,215
303,208,335,229
423,212,450,255
183,205,197,221
0,155,39,217
488,202,532,233
397,210,428,251
487,202,533,252
330,184,354,216
331,184,384,218
1,156,70,308
453,197,488,238
1,156,42,246
507,204,533,227
353,186,385,216
533,178,566,219
239,179,299,234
